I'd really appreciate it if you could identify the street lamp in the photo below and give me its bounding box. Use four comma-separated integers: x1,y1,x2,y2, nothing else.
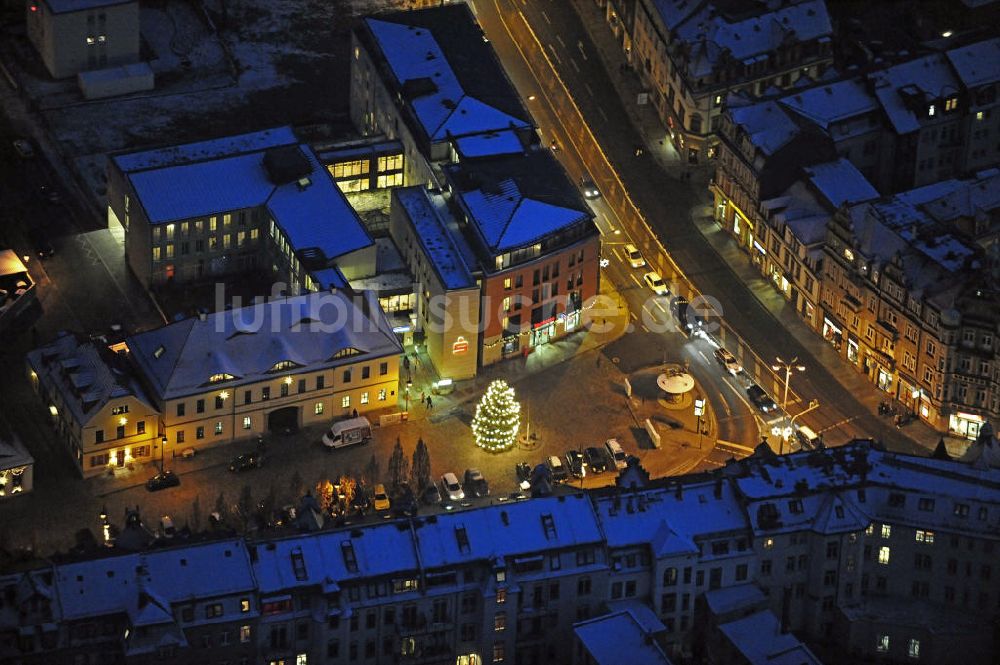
405,380,412,412
160,435,168,473
911,388,922,417
771,357,805,413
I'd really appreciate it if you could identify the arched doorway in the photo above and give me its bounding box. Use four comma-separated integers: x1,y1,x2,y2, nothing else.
267,406,300,433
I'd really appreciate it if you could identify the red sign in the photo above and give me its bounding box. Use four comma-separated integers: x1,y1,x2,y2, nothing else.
452,336,469,355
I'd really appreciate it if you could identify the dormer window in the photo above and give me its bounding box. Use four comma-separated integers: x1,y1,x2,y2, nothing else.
208,373,236,384
945,97,958,112
269,360,297,372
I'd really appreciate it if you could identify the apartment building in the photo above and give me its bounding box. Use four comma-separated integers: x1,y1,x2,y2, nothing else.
124,290,402,451
1,441,998,664
822,180,1000,438
26,331,160,478
107,126,375,291
350,3,533,188
26,0,139,79
631,0,834,162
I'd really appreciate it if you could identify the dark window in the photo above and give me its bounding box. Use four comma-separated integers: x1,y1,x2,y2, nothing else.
317,375,325,389
136,421,145,435
196,399,205,413
244,390,251,405
215,396,224,409
116,425,125,439
379,362,388,376
343,370,351,383
280,383,289,397
298,379,306,394
261,387,270,400
176,403,185,417
362,366,371,380
95,429,104,443
196,427,204,439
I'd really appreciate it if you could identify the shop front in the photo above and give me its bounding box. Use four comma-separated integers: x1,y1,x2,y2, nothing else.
822,316,844,351
949,412,984,440
846,336,859,364
531,318,556,347
876,366,893,392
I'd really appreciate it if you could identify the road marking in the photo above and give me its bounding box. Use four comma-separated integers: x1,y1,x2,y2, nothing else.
585,83,594,97
547,44,561,65
716,440,756,453
578,42,588,60
570,58,580,72
598,106,609,122
630,311,638,321
697,349,711,364
541,10,551,24
654,300,667,314
641,324,650,333
555,34,565,47
819,415,860,434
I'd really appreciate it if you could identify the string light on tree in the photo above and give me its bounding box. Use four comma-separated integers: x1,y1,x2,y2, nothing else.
471,379,521,452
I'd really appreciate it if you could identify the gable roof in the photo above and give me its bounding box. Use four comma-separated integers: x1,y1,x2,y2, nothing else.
126,291,402,401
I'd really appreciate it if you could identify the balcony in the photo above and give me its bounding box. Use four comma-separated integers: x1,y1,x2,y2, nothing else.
875,319,899,341
399,641,453,664
395,612,453,637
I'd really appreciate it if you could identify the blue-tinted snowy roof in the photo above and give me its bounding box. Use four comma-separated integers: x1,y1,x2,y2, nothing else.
42,0,131,14
454,130,526,158
393,187,476,290
804,159,878,207
309,266,349,291
719,609,823,665
126,291,401,401
869,54,961,134
778,78,879,129
112,127,298,173
265,150,372,259
56,540,254,620
574,607,674,665
366,18,529,142
728,102,801,156
946,37,1000,88
461,178,589,252
703,584,766,616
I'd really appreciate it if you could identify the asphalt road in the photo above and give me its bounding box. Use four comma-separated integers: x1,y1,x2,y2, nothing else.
474,0,924,454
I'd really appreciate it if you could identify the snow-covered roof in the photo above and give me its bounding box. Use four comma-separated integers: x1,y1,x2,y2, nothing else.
0,433,33,472
703,584,766,616
778,78,879,129
42,0,132,14
56,540,254,621
445,150,593,254
25,332,153,427
126,290,402,401
729,102,802,157
454,130,526,159
415,494,603,570
121,134,371,261
364,10,530,144
946,37,1000,89
393,187,476,290
804,159,878,208
574,606,674,665
869,54,962,134
718,609,823,665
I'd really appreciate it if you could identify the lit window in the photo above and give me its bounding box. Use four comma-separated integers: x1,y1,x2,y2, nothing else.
152,247,161,262
86,36,95,45
240,599,250,613
915,530,934,544
242,416,251,430
504,278,512,289
341,395,350,408
378,389,387,401
361,392,369,405
878,546,890,565
945,97,957,111
314,402,324,415
976,111,984,121
763,537,774,549
240,625,251,643
881,524,891,539
907,638,920,658
215,421,224,435
494,612,506,632
503,296,511,311
865,524,874,536
928,104,936,117
496,588,506,604
876,634,889,652
97,35,106,43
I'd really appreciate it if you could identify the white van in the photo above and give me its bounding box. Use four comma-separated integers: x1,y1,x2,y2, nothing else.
605,438,628,470
322,416,372,449
624,243,645,268
796,425,821,450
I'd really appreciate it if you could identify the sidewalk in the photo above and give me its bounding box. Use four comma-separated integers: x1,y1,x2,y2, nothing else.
569,0,955,457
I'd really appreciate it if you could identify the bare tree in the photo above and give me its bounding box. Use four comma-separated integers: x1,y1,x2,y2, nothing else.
387,438,410,489
410,438,431,492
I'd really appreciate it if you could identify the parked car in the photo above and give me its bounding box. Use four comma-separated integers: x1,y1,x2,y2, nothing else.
713,347,742,375
580,175,600,199
672,297,691,331
28,228,54,259
229,452,264,472
145,470,180,492
747,384,778,413
322,416,372,448
373,484,391,512
565,449,586,478
515,461,532,490
584,446,608,473
624,243,645,268
643,271,669,296
547,455,569,483
421,483,443,505
12,139,34,158
605,438,628,471
464,468,489,497
441,472,465,501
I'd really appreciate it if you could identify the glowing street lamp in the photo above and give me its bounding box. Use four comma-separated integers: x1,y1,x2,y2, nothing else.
771,357,805,413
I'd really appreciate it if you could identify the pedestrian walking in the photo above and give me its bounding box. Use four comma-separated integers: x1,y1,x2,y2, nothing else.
403,355,410,371
420,390,426,406
426,396,433,410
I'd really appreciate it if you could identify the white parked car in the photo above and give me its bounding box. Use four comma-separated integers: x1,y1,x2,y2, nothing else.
441,472,465,501
713,347,742,375
643,271,669,296
605,438,628,471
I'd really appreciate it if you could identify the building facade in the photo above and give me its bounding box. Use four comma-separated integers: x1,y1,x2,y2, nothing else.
1,441,997,664
25,0,140,79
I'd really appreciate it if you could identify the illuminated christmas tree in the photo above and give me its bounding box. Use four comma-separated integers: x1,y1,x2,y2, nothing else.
471,379,521,452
